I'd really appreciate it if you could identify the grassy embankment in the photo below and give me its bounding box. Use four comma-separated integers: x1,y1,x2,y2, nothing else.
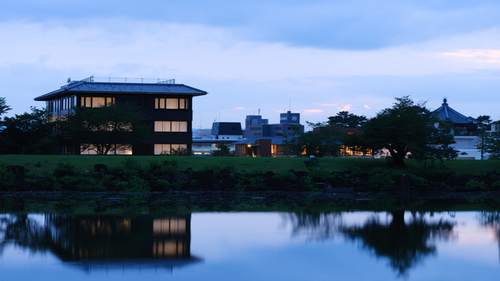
1,154,499,176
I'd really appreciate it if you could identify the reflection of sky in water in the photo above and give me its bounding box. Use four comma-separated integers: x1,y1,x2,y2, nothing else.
0,212,499,281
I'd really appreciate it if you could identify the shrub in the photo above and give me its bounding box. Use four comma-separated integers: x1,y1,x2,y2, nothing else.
53,162,78,178
56,176,100,191
23,174,56,191
465,180,488,190
121,157,142,172
492,180,500,190
0,164,15,191
368,168,404,190
123,175,151,192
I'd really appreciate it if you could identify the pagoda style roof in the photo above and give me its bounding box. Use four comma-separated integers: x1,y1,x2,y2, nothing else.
34,76,207,101
432,98,477,125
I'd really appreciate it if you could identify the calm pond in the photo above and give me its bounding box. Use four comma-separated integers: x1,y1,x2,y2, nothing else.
1,211,499,280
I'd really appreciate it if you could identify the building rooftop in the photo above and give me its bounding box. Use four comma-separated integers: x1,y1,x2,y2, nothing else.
432,98,477,125
34,76,208,101
211,122,243,136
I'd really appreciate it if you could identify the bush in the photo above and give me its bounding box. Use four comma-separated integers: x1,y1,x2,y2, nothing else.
56,176,101,191
23,173,56,191
0,164,15,191
121,157,142,172
368,168,403,190
123,175,151,192
53,162,78,178
465,180,488,190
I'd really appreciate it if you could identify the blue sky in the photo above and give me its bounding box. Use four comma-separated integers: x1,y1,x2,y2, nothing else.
2,0,500,128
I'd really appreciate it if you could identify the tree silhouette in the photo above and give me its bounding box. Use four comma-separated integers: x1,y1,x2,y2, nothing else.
283,211,456,278
477,212,500,261
340,211,455,278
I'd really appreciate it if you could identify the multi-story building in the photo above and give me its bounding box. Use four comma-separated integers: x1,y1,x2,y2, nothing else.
34,76,207,155
244,111,303,138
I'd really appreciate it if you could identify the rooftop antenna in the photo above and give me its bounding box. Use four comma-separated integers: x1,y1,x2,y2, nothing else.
289,98,291,112
258,108,260,116
67,78,71,83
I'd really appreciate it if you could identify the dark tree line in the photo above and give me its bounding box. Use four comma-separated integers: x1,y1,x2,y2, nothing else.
0,98,149,155
284,96,462,167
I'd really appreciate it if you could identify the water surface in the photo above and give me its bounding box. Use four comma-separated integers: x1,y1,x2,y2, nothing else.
1,211,499,280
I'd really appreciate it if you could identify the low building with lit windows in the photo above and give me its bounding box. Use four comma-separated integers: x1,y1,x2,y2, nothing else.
34,76,207,155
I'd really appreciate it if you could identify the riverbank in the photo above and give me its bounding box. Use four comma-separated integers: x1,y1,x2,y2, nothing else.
2,190,500,215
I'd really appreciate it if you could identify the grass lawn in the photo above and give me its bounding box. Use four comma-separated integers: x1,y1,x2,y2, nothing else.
0,155,498,175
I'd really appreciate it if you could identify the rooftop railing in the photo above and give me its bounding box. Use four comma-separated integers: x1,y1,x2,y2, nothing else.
67,76,175,85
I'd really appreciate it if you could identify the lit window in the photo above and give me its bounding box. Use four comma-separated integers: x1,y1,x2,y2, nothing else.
166,98,177,109
155,98,188,110
154,144,187,155
93,97,105,107
81,97,113,107
154,121,187,132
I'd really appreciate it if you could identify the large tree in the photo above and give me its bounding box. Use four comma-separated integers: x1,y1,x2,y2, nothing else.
282,123,344,157
0,107,57,154
328,111,367,128
58,103,150,155
0,97,11,117
362,96,457,167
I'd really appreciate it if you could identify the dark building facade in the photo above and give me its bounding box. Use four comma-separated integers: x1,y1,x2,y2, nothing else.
211,122,243,140
34,76,207,155
244,111,303,138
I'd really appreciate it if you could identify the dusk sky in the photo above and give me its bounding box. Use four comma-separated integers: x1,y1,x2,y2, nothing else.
2,0,500,129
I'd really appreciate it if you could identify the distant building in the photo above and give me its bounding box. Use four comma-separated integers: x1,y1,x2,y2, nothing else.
211,122,243,140
432,98,486,159
192,122,243,156
433,98,478,127
244,111,304,138
233,136,292,157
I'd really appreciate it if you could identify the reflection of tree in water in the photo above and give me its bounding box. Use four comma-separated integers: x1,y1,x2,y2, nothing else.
341,211,456,278
281,212,343,241
283,211,456,278
477,212,500,261
0,215,52,255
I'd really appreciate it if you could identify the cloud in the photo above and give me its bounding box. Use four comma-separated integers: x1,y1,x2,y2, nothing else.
338,104,352,111
220,107,246,112
442,49,500,63
3,1,500,50
364,105,371,109
302,109,323,114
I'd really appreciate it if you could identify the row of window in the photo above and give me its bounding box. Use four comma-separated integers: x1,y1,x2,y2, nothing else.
154,144,188,155
80,144,190,155
154,121,188,132
80,144,132,155
155,98,189,110
81,97,115,108
48,96,189,112
47,96,77,112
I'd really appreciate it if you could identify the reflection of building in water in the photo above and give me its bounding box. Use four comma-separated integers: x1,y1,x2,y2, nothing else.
153,217,188,258
42,214,200,272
